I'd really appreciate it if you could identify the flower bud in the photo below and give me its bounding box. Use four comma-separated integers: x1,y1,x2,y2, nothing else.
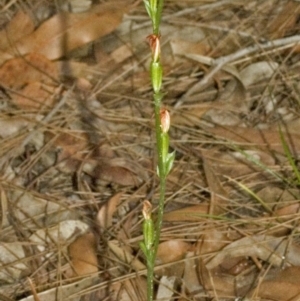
142,200,154,251
160,108,170,133
142,200,152,220
147,34,161,62
151,61,162,93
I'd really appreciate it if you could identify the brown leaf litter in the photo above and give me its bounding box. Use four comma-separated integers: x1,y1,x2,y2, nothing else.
1,1,300,301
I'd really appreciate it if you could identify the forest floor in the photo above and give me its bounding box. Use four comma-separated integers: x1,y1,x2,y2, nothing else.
1,0,300,300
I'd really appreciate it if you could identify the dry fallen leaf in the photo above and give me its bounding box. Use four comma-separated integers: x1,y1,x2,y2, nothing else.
0,11,34,52
170,39,210,57
61,0,92,13
0,116,36,138
248,266,300,301
97,192,122,229
18,275,98,301
108,241,146,272
110,44,133,63
207,125,300,156
9,189,69,226
12,81,58,110
206,234,300,270
196,229,249,296
155,240,190,278
163,204,209,222
14,1,129,60
93,158,144,186
182,253,202,294
266,1,300,39
45,131,89,173
68,232,98,277
109,278,147,301
0,243,28,283
200,148,276,183
239,61,279,88
172,104,212,127
256,186,300,209
273,203,300,217
29,220,90,252
0,53,58,89
156,240,191,265
197,228,233,258
156,276,177,301
198,259,238,297
202,149,229,215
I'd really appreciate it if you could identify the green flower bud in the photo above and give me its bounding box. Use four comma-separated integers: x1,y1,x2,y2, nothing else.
143,218,154,250
142,201,154,251
151,61,162,94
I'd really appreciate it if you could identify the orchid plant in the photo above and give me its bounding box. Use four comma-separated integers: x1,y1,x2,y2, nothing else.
139,1,175,300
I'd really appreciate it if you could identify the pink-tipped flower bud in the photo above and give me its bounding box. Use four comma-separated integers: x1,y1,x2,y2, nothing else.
142,200,152,220
160,108,170,133
147,34,161,62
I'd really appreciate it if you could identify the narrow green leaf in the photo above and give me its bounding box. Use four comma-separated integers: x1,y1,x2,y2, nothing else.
139,241,148,257
143,0,152,18
165,151,175,175
279,125,300,184
229,177,272,213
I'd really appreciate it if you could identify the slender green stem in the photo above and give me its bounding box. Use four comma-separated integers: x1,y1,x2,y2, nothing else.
141,1,171,301
153,93,166,256
154,176,166,255
145,93,166,301
146,257,154,301
145,179,165,301
154,94,164,176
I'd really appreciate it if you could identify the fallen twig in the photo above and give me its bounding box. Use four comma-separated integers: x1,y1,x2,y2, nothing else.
181,34,300,100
